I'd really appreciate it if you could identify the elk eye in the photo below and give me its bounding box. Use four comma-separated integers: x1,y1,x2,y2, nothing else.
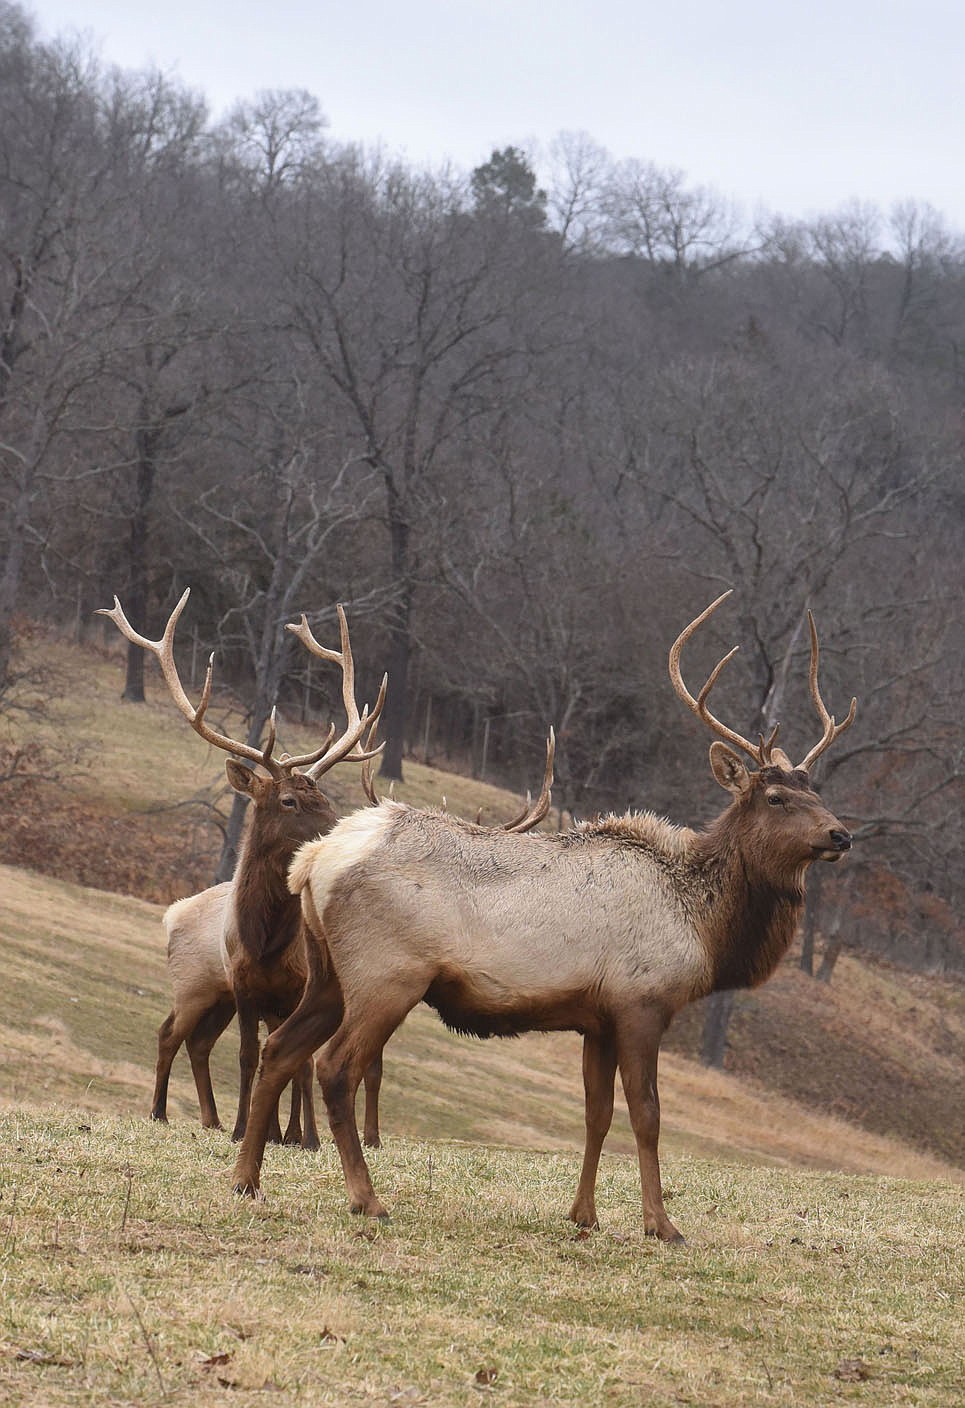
767,793,784,807
280,796,297,809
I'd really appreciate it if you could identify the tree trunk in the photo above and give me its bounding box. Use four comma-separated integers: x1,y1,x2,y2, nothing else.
216,791,249,883
817,937,843,983
380,597,412,781
700,990,736,1068
121,423,159,702
380,495,412,781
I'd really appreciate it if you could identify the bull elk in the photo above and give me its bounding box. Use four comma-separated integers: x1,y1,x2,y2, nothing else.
97,590,386,1145
231,594,855,1242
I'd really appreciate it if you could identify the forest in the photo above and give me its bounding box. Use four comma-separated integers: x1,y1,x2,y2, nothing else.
1,0,962,997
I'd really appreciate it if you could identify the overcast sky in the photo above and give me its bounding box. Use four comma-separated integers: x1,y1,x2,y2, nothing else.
25,0,965,232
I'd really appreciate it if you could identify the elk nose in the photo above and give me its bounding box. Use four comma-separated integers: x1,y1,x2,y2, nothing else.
829,829,852,851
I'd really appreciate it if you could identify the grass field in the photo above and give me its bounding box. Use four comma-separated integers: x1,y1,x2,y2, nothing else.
2,1112,963,1407
1,627,963,1404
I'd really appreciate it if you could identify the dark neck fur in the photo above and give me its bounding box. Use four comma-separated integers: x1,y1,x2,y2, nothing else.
233,829,301,962
695,822,807,993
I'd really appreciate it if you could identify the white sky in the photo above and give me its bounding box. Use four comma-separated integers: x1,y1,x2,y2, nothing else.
26,0,965,232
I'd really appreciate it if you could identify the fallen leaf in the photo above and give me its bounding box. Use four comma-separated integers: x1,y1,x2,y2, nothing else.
319,1327,344,1345
475,1366,499,1387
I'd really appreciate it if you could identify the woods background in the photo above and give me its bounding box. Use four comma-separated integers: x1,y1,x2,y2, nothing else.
1,2,962,997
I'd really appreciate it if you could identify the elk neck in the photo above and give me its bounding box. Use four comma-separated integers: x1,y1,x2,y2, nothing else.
690,809,808,994
232,819,303,963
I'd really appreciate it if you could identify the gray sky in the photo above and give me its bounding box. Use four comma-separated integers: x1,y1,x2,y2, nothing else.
26,0,965,231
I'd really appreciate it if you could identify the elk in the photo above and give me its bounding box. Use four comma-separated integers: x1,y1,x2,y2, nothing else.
98,590,386,1146
231,593,856,1241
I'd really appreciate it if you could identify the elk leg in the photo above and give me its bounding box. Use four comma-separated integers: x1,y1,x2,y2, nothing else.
298,1059,321,1151
231,998,261,1143
232,990,343,1196
615,1007,683,1243
152,996,232,1126
184,999,235,1129
151,1010,180,1123
361,1052,383,1149
317,986,421,1219
281,1073,302,1146
569,1030,618,1229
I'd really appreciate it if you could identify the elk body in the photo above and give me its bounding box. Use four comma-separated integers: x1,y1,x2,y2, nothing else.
99,591,386,1146
232,595,855,1242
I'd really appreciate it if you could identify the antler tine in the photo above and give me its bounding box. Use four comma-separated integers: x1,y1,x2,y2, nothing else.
96,589,284,776
359,675,389,805
797,611,858,771
504,726,556,834
668,591,764,764
284,607,384,777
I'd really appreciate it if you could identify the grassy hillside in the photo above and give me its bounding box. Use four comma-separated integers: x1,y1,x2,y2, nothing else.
2,629,964,1405
1,860,958,1182
2,626,963,1171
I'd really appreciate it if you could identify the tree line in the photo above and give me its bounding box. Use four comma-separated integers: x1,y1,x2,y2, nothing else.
2,2,962,984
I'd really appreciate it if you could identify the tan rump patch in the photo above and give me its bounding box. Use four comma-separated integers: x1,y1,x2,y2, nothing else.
287,802,399,914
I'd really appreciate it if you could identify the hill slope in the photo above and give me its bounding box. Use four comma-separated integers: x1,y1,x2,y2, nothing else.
1,862,958,1184
1,627,963,1171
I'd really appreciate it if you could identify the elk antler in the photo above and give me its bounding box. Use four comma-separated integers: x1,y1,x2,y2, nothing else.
96,589,288,778
668,591,773,766
286,606,386,779
357,676,390,805
669,593,857,772
503,727,556,833
797,611,857,771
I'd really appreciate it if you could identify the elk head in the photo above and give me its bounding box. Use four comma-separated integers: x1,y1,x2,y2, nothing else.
669,592,856,877
97,590,386,853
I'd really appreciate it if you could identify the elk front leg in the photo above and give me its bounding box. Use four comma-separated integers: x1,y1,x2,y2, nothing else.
615,1007,683,1243
283,1060,321,1150
232,994,342,1196
569,1030,618,1229
361,1052,384,1149
231,998,261,1143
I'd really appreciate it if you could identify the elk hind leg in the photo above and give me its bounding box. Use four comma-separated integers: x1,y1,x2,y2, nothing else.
569,1030,617,1229
318,985,423,1219
185,999,235,1130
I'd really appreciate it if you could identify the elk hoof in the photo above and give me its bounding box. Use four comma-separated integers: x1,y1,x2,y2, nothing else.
301,1135,321,1153
149,1112,168,1124
363,1135,382,1149
350,1201,390,1220
232,1179,263,1200
646,1224,686,1244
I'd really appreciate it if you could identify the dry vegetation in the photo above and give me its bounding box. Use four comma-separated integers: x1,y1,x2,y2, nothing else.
1,634,964,1405
1,1113,963,1408
2,629,962,1169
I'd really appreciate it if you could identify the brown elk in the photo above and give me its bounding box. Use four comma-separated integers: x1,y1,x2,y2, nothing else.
98,590,386,1145
231,593,856,1242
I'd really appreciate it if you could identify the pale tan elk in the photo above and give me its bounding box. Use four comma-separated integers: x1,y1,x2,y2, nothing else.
232,593,855,1242
98,590,386,1145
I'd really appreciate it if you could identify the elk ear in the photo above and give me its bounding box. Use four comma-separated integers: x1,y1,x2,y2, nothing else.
225,759,265,799
770,745,793,771
709,741,751,796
